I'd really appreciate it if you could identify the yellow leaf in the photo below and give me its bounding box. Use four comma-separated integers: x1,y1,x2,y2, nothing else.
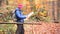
39,12,47,16
43,11,47,14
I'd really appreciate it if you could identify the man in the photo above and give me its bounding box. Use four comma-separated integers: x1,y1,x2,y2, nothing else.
14,4,34,34
15,4,26,34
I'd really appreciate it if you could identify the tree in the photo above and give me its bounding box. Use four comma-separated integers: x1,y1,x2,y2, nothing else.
0,0,4,6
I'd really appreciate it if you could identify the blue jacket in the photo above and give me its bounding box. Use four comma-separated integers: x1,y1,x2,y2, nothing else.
15,8,26,22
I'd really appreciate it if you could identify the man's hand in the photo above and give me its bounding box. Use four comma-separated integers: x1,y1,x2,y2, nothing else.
24,18,29,21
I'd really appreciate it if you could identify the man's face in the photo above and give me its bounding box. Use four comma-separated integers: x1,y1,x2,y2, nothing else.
20,7,23,10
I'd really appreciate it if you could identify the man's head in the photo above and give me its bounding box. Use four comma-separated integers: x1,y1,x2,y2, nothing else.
18,4,23,9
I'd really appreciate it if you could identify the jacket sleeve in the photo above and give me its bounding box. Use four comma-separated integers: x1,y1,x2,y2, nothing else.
15,10,26,19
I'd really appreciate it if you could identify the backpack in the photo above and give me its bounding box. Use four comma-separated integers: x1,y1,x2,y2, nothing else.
12,10,16,20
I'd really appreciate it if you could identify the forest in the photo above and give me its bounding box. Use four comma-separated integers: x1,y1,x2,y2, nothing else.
0,0,60,34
